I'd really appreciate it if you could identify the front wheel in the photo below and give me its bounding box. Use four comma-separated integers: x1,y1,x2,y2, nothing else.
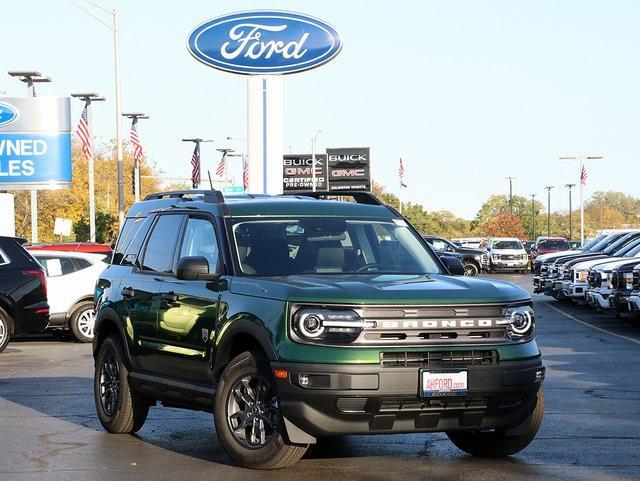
94,335,149,434
214,351,308,469
70,301,96,343
446,388,543,457
463,262,479,277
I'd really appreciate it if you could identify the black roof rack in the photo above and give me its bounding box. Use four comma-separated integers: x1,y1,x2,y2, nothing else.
285,191,382,206
144,190,224,204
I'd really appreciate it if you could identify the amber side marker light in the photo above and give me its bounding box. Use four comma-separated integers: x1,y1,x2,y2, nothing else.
273,369,289,379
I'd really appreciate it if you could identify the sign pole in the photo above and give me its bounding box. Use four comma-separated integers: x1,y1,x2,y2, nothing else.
87,101,96,242
113,9,125,229
27,80,39,243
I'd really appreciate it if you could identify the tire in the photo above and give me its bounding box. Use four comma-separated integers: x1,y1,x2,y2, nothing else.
0,307,12,353
214,351,308,469
94,335,149,434
69,301,96,343
463,262,479,277
446,388,543,457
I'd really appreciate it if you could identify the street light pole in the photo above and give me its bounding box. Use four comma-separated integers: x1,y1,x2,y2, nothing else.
565,183,575,241
123,113,149,202
559,155,604,246
8,71,52,243
530,194,537,241
70,1,125,229
310,130,322,192
72,93,106,242
545,186,554,237
505,177,516,213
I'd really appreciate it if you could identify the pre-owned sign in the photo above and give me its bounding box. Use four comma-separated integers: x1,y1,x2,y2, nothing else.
283,154,328,191
0,97,72,190
327,147,370,192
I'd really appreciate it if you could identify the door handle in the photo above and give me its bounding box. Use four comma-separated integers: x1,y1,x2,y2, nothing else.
121,287,135,299
160,292,179,304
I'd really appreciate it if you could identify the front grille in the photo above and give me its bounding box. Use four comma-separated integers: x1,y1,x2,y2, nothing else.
379,396,489,412
380,350,498,368
633,271,640,290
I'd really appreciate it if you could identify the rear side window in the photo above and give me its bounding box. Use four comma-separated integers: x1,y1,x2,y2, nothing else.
141,215,184,273
74,258,92,271
37,256,78,277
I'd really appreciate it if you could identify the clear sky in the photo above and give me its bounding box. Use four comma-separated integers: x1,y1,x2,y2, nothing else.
1,0,638,219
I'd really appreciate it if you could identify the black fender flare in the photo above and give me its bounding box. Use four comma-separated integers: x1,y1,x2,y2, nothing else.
93,306,133,368
213,318,278,377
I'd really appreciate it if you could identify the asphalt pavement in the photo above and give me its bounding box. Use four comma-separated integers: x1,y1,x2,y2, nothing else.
1,273,639,481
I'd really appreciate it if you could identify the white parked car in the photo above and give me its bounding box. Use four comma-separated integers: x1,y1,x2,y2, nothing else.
486,237,529,273
31,250,108,342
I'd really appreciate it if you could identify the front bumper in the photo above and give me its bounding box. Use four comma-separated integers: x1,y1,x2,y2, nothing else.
627,294,640,312
491,259,528,271
560,281,588,299
272,356,544,438
586,289,612,309
533,276,557,294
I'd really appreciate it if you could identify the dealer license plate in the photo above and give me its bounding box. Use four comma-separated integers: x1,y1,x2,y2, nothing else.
421,370,468,397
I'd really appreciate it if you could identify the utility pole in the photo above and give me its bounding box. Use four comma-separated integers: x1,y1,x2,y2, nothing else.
123,113,149,202
182,138,213,188
530,194,537,241
310,130,322,192
559,155,604,246
8,71,52,243
505,177,516,214
565,183,576,241
545,186,554,237
72,93,106,242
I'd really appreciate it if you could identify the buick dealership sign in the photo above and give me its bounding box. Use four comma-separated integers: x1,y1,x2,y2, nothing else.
187,11,342,74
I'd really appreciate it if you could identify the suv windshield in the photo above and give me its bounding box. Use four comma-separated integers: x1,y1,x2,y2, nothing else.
492,240,523,250
231,218,441,276
537,240,570,250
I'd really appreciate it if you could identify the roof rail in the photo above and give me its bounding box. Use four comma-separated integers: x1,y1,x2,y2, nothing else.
286,191,382,206
144,190,224,204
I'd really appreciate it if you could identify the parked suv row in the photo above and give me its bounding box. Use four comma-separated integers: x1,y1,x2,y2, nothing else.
533,230,640,318
92,190,544,469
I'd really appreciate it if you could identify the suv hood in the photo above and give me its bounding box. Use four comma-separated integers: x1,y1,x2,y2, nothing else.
536,250,578,262
456,246,485,256
229,274,529,305
572,256,617,271
591,257,640,272
490,249,526,255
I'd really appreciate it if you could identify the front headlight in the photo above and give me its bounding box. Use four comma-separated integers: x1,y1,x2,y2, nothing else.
291,308,373,345
504,305,535,339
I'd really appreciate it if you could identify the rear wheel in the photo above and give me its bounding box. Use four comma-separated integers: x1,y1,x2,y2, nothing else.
94,335,149,434
446,388,543,457
70,301,96,343
463,263,479,277
0,308,12,353
214,351,308,469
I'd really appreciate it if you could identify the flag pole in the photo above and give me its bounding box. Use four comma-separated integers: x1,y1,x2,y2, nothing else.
579,156,584,246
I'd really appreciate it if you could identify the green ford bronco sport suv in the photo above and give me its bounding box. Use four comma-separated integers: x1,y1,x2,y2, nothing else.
92,190,544,469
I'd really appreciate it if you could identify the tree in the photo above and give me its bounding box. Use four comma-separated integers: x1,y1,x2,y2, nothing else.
73,212,118,244
472,194,544,240
476,212,526,239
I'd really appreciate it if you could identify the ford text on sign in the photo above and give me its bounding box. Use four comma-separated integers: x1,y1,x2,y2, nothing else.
187,11,342,75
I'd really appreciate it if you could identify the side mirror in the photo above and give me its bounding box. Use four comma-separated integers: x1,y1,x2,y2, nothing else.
176,256,220,281
441,255,465,276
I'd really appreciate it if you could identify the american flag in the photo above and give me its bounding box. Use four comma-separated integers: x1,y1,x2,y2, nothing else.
399,158,407,187
75,104,92,160
130,118,144,162
242,157,249,190
191,142,201,188
580,165,588,186
215,151,226,177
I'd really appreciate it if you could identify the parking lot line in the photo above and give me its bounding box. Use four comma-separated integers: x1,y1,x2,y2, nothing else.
544,301,640,346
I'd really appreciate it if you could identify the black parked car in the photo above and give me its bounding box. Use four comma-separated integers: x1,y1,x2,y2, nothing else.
423,235,488,276
0,237,49,352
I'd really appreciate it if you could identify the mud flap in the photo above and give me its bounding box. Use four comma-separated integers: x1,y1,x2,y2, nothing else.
283,416,316,444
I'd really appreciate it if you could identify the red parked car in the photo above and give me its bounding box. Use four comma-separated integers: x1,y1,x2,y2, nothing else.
27,242,113,262
529,237,571,264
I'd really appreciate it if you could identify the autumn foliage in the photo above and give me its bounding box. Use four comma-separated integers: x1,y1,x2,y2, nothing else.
476,212,526,239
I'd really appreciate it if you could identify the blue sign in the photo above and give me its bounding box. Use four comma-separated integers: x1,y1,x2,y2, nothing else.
0,133,72,187
0,102,19,128
187,11,342,75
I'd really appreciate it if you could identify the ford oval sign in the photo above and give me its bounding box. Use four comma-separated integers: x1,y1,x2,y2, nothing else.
0,102,19,128
187,11,342,75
